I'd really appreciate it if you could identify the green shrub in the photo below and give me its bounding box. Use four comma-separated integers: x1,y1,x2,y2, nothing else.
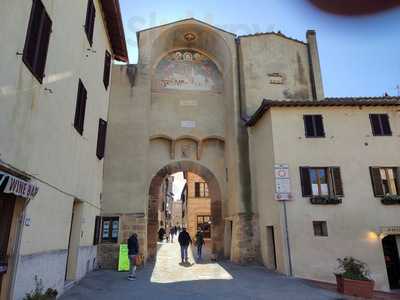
23,275,58,300
336,257,370,281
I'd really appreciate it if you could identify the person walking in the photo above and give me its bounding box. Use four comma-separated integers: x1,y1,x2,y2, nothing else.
195,230,205,260
158,227,165,242
178,227,192,263
127,233,139,281
170,226,175,243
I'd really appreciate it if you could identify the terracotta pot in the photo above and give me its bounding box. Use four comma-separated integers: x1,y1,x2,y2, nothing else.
335,274,375,298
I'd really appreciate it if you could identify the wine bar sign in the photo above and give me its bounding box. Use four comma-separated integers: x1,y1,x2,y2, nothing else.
0,171,39,199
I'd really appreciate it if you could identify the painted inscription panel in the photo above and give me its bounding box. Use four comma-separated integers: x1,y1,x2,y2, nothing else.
153,50,223,93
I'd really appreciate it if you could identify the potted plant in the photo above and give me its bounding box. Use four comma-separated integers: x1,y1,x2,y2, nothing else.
23,275,58,300
335,257,374,298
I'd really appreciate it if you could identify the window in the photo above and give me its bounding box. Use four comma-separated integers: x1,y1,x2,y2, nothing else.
84,0,96,46
96,119,107,159
194,182,209,198
313,221,328,237
197,215,211,238
23,0,52,83
93,216,101,245
74,80,87,135
303,115,325,138
103,51,112,89
101,217,119,243
370,167,399,197
369,114,392,136
300,167,344,197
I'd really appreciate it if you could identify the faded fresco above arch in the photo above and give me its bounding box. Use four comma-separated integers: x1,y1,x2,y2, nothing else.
152,50,223,93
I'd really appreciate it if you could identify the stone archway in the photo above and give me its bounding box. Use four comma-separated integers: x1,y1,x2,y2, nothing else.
147,160,223,260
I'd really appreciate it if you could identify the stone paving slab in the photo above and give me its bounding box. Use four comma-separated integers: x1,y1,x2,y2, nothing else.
61,242,344,300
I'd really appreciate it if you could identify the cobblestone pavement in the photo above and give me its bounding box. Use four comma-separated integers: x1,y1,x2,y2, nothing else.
61,241,345,300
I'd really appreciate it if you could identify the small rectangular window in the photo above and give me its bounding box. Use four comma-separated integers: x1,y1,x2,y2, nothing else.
103,51,112,89
101,217,119,243
84,0,96,46
197,215,211,238
194,182,209,198
23,0,52,83
369,114,392,136
304,115,325,138
74,80,87,135
313,221,328,236
96,119,107,159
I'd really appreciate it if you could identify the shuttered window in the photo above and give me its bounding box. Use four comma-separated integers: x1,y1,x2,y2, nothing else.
369,114,392,136
74,80,87,135
304,115,325,138
370,167,399,197
93,216,101,245
313,221,328,237
300,167,344,197
103,51,111,89
84,0,96,46
96,119,107,159
23,0,52,83
194,182,209,198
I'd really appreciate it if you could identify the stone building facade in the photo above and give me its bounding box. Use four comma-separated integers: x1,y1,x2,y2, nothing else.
0,0,127,299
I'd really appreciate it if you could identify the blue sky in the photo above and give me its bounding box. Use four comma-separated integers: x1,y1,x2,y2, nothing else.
119,0,400,97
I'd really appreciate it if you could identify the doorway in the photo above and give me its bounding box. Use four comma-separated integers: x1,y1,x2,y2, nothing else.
266,226,277,270
65,200,82,282
382,235,400,289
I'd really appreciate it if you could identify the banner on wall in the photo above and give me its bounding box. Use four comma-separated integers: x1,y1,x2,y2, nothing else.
0,171,39,199
118,244,130,272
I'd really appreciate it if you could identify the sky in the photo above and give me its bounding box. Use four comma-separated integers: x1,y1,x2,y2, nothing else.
172,172,186,201
119,0,400,98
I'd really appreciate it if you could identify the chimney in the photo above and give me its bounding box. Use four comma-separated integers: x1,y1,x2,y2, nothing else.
306,30,324,101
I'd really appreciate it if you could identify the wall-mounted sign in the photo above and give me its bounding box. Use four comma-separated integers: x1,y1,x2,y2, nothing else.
0,171,39,199
181,120,196,128
268,72,285,85
24,217,32,227
275,164,291,201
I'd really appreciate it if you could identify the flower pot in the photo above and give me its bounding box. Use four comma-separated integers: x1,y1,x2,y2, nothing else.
335,274,375,298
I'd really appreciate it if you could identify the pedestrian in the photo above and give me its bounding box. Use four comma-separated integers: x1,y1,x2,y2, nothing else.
195,230,205,260
127,233,139,281
158,227,165,242
170,226,175,243
178,227,192,263
166,227,170,243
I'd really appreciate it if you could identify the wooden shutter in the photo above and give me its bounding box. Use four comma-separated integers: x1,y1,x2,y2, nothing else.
369,114,381,135
195,182,200,198
315,115,325,137
103,51,111,89
380,114,392,135
93,216,101,245
96,119,107,159
85,0,96,46
303,115,314,137
23,0,52,83
0,195,16,260
299,167,312,197
330,167,344,196
369,167,384,197
74,80,87,135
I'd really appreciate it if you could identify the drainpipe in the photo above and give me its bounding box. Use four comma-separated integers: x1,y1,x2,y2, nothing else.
283,201,293,276
235,37,249,122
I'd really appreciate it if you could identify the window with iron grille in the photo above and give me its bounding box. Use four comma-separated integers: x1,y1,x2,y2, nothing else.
23,0,52,83
84,0,96,46
103,51,111,89
313,221,328,237
74,80,87,135
101,217,119,243
96,119,107,159
303,115,325,138
369,114,392,136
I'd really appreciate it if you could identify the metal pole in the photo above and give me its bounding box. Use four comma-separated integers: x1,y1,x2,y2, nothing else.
283,201,293,276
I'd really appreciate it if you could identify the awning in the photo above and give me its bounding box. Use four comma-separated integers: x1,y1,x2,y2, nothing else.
0,171,39,199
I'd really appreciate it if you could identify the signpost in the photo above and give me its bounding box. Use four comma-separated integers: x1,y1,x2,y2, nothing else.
274,164,291,201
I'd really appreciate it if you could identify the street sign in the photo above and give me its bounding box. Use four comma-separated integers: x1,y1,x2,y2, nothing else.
274,164,291,201
118,244,130,271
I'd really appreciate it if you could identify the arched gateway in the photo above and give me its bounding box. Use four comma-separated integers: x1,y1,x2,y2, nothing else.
147,161,223,259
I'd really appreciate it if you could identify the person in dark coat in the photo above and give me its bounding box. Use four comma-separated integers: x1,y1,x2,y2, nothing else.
178,227,192,263
158,227,165,242
170,226,175,243
127,233,139,280
195,230,205,260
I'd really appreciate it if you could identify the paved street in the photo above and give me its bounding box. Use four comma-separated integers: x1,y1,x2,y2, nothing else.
61,240,344,300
